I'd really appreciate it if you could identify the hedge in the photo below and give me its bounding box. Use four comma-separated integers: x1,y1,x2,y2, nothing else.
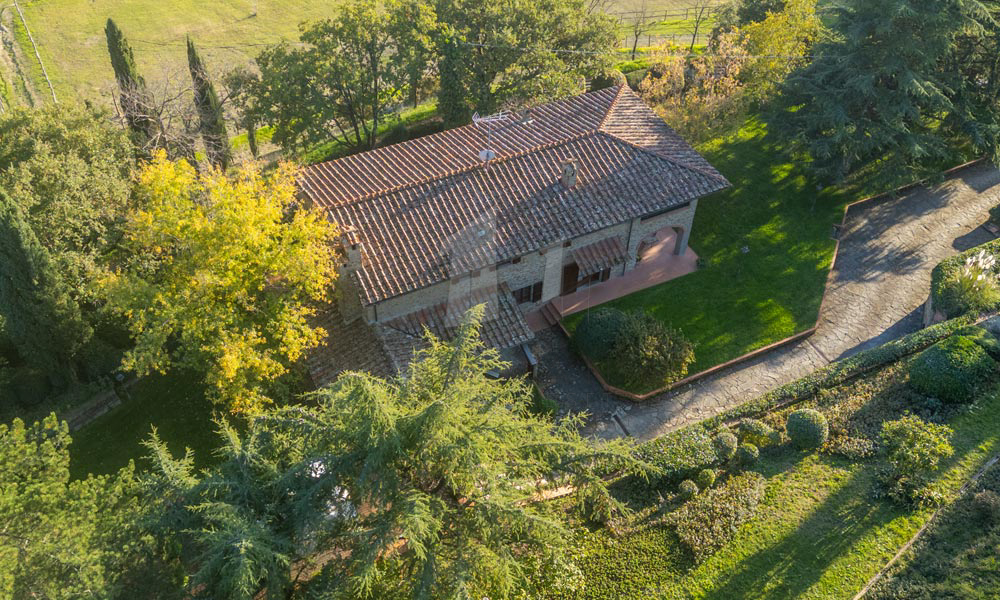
908,335,996,404
930,239,1000,318
634,424,719,484
632,315,976,465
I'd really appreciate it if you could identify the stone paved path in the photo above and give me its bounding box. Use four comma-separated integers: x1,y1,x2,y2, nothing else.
539,163,1000,441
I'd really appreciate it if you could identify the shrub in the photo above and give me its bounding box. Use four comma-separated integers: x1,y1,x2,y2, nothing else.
634,425,719,484
571,307,627,362
735,443,759,466
590,69,627,90
678,479,699,500
880,415,954,505
908,335,995,404
932,244,1000,318
606,310,695,390
713,431,738,461
786,409,829,450
695,468,716,490
956,325,1000,360
737,419,776,447
671,472,766,562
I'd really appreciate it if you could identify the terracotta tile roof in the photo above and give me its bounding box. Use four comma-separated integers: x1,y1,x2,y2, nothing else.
300,85,730,305
573,236,627,275
306,303,394,387
377,284,534,372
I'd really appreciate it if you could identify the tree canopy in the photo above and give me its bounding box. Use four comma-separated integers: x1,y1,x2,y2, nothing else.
141,307,650,599
100,152,339,413
773,0,999,183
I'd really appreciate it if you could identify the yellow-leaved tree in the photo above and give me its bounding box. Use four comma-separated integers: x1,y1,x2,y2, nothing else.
102,151,338,413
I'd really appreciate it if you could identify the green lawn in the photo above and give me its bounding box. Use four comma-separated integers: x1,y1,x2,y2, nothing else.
566,118,848,390
68,371,222,479
16,0,335,105
560,377,1000,599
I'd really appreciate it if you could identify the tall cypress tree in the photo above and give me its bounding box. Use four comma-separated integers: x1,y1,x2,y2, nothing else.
187,37,231,170
105,18,156,149
0,190,90,384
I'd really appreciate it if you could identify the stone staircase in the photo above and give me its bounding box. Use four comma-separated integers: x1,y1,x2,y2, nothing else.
539,301,563,328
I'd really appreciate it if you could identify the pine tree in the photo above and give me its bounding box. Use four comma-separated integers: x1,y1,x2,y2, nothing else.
774,0,992,183
187,37,231,170
105,18,156,148
0,190,91,384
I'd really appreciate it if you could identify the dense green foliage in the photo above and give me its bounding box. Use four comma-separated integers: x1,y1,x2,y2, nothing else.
713,430,739,461
931,240,1000,318
695,468,717,490
571,307,627,361
670,472,766,562
635,424,719,484
0,414,142,599
737,418,776,447
573,308,695,393
774,0,998,183
908,335,996,404
880,415,955,505
0,191,90,385
678,478,699,500
435,0,616,125
249,0,429,152
786,408,829,449
735,442,760,466
186,37,230,170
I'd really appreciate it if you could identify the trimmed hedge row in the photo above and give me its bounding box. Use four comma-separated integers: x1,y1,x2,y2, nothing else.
931,239,1000,318
632,315,977,465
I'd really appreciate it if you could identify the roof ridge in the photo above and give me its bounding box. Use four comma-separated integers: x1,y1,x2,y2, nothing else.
599,128,729,185
597,84,628,131
312,128,602,207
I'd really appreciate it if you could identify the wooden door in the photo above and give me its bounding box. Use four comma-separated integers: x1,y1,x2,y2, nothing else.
561,262,580,295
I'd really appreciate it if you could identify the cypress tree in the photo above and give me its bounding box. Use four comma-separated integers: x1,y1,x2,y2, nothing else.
187,37,231,170
438,37,471,127
105,18,156,148
0,190,90,385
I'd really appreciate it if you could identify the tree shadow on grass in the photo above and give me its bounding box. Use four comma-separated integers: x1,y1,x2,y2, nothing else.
700,465,900,600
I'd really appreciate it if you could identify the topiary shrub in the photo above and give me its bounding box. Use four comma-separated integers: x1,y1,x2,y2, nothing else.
786,409,829,450
908,335,996,404
695,468,716,490
735,443,759,467
713,431,738,461
737,419,776,447
678,479,699,500
956,325,1000,360
571,307,627,362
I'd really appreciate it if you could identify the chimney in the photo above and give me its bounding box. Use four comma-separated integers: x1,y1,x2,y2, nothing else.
560,159,579,188
341,226,365,271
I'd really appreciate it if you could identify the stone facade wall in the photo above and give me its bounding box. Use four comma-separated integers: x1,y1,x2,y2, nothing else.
365,201,698,323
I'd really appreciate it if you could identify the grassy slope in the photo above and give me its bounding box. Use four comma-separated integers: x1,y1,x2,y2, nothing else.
567,118,847,386
68,371,221,479
18,0,333,104
567,386,1000,599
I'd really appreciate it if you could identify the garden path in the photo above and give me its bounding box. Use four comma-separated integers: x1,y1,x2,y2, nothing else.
543,163,1000,440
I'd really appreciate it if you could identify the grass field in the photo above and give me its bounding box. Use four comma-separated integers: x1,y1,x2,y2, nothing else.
14,0,333,105
5,0,723,108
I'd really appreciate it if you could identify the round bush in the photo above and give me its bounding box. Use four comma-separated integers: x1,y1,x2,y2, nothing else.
713,431,738,461
735,443,759,466
738,419,776,447
908,335,996,404
786,409,829,450
572,307,627,362
678,479,699,500
607,311,695,391
695,468,716,490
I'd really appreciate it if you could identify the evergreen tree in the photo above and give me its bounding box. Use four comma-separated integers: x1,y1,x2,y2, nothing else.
187,37,231,170
0,190,91,383
105,18,156,148
142,307,650,599
437,35,470,127
774,0,994,183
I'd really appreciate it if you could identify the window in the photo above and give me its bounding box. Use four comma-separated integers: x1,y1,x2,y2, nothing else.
513,281,543,304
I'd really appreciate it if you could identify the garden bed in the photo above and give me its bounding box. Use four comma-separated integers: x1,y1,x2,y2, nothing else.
549,317,1000,598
